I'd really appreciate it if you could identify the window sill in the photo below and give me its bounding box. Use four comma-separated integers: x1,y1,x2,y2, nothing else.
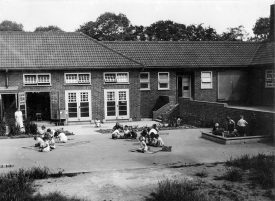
158,88,170,91
24,84,52,87
64,83,91,86
140,89,150,91
104,83,130,85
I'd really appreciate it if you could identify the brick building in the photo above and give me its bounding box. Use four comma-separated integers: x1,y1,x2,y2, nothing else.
0,5,274,124
104,40,274,118
0,32,144,122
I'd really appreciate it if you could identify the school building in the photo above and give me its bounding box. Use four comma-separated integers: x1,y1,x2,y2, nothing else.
0,5,274,125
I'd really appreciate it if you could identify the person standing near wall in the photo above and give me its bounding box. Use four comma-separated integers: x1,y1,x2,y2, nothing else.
237,115,248,136
14,108,24,131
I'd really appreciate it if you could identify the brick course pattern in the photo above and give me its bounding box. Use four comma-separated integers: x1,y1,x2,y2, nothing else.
0,69,141,121
140,70,177,118
179,98,275,137
194,70,217,102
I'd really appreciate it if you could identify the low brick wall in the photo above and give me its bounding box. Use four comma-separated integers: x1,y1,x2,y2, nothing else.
179,98,275,137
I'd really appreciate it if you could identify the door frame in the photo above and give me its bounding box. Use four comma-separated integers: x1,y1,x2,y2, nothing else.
65,90,92,122
177,75,191,98
104,89,130,120
0,93,18,120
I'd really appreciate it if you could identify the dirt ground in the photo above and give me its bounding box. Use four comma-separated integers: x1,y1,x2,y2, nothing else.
0,125,274,200
34,163,274,201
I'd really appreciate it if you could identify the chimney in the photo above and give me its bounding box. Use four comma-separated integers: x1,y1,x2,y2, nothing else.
270,4,275,41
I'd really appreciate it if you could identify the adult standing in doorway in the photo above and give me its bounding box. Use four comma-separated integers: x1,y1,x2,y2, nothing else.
15,108,24,131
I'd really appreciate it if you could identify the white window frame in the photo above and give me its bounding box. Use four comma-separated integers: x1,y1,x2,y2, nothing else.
140,72,150,90
104,72,129,84
64,73,91,85
265,70,275,88
201,71,213,89
158,72,170,90
23,73,51,86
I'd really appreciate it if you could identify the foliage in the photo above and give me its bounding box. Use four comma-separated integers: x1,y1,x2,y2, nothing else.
225,154,275,188
145,20,187,41
146,179,210,201
0,121,6,136
251,17,270,41
78,11,260,41
0,167,83,201
219,25,249,41
24,120,38,135
219,167,243,182
77,12,132,41
0,169,33,201
34,25,64,32
8,124,22,136
0,20,24,31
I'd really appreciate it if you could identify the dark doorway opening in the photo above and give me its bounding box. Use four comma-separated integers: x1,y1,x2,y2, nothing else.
1,94,17,123
26,92,51,121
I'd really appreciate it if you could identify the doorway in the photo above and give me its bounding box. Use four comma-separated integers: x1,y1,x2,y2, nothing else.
104,89,129,120
26,92,51,121
65,90,92,122
178,75,191,98
0,94,17,122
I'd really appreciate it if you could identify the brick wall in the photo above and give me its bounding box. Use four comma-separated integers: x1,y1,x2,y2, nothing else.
179,98,275,136
140,70,177,118
194,70,217,102
248,67,275,106
0,69,141,121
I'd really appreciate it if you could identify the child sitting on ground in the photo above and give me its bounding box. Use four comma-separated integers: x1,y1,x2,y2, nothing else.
212,123,224,136
154,134,164,147
39,137,50,152
112,128,123,139
113,122,123,131
94,118,101,127
123,125,131,139
54,131,68,143
138,136,148,153
34,135,44,147
49,136,56,150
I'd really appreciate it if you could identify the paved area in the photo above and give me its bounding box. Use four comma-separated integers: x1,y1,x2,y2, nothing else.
0,121,274,174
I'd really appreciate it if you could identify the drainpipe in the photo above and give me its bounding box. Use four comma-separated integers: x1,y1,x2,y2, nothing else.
5,69,8,88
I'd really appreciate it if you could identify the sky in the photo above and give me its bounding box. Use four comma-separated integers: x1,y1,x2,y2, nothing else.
0,0,274,35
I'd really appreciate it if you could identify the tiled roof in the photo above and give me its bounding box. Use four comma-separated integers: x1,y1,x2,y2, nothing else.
251,42,275,65
103,41,274,67
0,32,142,70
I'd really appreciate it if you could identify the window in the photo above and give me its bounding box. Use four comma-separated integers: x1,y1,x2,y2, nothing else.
140,72,150,90
24,74,51,86
201,71,212,89
104,72,129,83
265,70,275,88
158,72,169,90
65,73,91,84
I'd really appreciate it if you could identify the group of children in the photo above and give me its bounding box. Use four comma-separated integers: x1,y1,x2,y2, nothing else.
212,115,249,137
111,122,165,153
138,124,165,153
34,126,68,152
111,123,137,139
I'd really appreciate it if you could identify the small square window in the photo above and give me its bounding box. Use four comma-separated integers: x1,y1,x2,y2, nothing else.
158,72,169,90
65,73,90,84
140,72,150,90
24,74,51,86
104,72,129,84
201,71,212,89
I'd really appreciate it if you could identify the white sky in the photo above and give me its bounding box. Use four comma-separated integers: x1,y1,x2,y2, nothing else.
0,0,273,35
